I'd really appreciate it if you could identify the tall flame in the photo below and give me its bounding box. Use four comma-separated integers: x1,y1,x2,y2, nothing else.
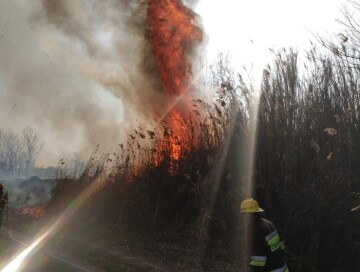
145,0,203,172
146,0,203,95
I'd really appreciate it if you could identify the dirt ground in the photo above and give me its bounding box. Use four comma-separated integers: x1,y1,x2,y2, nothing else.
3,210,240,272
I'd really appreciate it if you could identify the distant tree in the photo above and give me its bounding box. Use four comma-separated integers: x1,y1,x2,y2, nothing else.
0,127,43,179
2,130,22,178
22,127,42,176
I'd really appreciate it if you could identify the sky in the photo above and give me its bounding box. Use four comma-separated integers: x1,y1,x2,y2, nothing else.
0,0,347,167
196,0,345,79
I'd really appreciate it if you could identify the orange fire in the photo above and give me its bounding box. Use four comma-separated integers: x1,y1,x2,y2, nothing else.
152,110,194,173
145,0,203,173
17,204,46,218
146,0,203,95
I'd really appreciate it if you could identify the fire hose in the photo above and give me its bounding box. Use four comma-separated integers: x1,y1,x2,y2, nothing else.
2,204,91,272
6,232,91,272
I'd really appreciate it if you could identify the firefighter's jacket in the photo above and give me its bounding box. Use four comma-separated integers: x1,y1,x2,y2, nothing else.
0,191,7,209
249,218,288,272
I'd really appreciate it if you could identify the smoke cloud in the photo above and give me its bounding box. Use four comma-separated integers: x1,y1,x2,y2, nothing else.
183,0,201,8
0,0,203,167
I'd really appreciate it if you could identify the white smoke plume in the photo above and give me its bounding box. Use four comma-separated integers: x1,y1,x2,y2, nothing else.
0,0,192,166
34,0,166,106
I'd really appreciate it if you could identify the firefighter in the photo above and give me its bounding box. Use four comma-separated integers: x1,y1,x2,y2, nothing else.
241,198,288,272
0,183,8,230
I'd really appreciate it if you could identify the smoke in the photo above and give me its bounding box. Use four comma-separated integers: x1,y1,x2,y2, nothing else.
1,177,55,208
34,0,172,107
0,0,204,166
183,0,201,8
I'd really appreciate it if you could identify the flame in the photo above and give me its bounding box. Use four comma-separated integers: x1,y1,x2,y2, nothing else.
145,0,203,173
146,0,203,95
151,109,197,174
17,204,46,218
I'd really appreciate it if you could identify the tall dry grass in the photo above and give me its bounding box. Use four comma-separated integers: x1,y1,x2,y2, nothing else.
255,46,360,271
48,42,360,271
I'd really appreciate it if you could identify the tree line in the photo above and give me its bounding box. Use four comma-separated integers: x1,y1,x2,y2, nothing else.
0,127,42,179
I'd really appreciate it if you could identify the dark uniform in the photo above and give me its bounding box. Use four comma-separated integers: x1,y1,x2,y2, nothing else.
0,186,8,230
249,217,288,272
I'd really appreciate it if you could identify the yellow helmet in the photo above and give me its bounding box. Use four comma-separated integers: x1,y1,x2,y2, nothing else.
240,198,264,213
